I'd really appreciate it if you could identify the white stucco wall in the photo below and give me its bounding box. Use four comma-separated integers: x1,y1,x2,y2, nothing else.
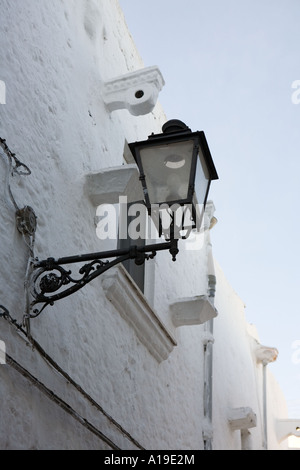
212,261,289,450
0,0,288,450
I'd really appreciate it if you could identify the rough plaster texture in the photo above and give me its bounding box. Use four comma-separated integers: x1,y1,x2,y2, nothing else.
0,0,289,450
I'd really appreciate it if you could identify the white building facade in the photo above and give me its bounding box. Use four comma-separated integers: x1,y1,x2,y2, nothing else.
0,0,292,450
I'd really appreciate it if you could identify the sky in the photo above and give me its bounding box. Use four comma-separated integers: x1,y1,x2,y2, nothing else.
119,0,300,420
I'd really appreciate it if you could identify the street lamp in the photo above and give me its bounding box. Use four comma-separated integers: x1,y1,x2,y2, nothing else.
129,119,218,234
29,120,218,317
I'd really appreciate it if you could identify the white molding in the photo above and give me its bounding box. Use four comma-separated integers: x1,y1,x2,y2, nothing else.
101,265,177,362
170,295,218,327
228,407,257,431
102,66,165,116
255,345,278,365
85,164,144,206
276,419,300,442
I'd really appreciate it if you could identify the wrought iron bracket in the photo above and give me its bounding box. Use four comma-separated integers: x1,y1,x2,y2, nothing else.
29,238,179,318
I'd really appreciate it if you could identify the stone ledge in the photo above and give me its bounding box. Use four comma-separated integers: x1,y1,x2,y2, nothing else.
85,164,144,206
170,295,218,327
228,407,257,431
101,265,177,362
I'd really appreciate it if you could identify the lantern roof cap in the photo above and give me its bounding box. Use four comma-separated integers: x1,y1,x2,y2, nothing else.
162,120,191,134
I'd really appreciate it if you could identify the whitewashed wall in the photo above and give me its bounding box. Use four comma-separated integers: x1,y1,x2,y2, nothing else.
0,0,288,450
212,262,289,450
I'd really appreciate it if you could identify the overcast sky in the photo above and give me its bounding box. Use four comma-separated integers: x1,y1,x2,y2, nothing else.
119,0,300,419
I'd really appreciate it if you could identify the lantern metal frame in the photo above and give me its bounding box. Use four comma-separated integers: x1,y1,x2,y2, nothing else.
128,119,218,228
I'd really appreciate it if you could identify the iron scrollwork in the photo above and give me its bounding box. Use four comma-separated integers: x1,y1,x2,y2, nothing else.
29,239,178,318
30,256,127,318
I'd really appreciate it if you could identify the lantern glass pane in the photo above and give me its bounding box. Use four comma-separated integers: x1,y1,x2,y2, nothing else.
194,149,210,205
139,140,194,205
192,150,210,229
